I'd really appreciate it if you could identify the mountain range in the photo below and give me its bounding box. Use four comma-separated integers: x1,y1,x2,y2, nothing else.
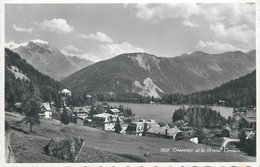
61,51,255,97
6,40,93,81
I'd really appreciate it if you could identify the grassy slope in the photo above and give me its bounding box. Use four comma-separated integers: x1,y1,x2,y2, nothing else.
6,111,255,163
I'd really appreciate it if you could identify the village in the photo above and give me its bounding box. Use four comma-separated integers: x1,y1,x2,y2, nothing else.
31,88,256,156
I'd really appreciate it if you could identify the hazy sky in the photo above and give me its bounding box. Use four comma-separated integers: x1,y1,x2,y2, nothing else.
5,3,255,62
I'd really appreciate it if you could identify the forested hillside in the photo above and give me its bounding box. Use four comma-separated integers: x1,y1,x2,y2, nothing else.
161,70,256,107
5,48,64,110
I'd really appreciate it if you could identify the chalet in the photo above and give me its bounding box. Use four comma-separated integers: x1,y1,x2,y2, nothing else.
75,112,88,120
126,122,145,135
107,108,120,117
104,122,115,131
59,89,72,96
126,119,160,136
146,119,160,129
14,102,21,107
94,113,117,122
39,102,52,118
218,100,226,105
190,137,198,144
147,125,182,140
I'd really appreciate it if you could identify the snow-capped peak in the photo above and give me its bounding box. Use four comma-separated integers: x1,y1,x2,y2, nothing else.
30,39,49,45
5,39,50,50
5,41,28,50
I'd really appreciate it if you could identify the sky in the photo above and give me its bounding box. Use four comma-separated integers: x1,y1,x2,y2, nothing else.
5,3,255,62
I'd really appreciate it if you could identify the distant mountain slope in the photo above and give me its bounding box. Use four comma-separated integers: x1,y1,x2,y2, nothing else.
6,40,93,81
5,48,64,110
61,51,255,97
186,70,256,107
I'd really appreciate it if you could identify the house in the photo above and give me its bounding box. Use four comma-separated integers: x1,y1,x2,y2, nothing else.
39,102,52,118
146,119,160,129
59,89,72,96
104,122,115,131
190,137,198,144
94,113,117,122
107,108,120,117
218,100,226,105
75,112,88,120
125,119,161,136
14,102,21,107
147,125,182,140
126,122,145,135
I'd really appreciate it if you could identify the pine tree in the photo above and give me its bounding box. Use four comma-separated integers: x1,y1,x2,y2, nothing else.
60,107,70,126
22,96,41,132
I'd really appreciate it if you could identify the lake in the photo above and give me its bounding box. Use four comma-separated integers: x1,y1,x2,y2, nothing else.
109,102,234,123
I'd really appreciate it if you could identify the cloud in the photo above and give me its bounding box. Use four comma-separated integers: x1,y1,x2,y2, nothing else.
129,4,199,22
196,40,241,53
37,18,74,34
210,22,254,44
76,31,113,43
183,20,199,27
64,42,145,62
62,45,84,53
129,3,254,26
12,24,33,33
98,42,145,60
199,3,255,27
128,3,255,52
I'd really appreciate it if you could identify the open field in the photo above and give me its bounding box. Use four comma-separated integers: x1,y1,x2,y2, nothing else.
5,111,255,163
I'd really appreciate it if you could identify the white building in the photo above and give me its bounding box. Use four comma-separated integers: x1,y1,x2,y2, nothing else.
39,102,52,118
104,122,115,131
59,89,72,96
108,108,120,117
75,112,88,120
94,113,117,122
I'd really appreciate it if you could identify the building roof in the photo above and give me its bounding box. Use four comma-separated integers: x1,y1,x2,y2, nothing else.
109,108,120,113
147,126,181,137
42,102,51,111
94,113,113,118
131,122,145,125
74,107,89,113
62,89,71,93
